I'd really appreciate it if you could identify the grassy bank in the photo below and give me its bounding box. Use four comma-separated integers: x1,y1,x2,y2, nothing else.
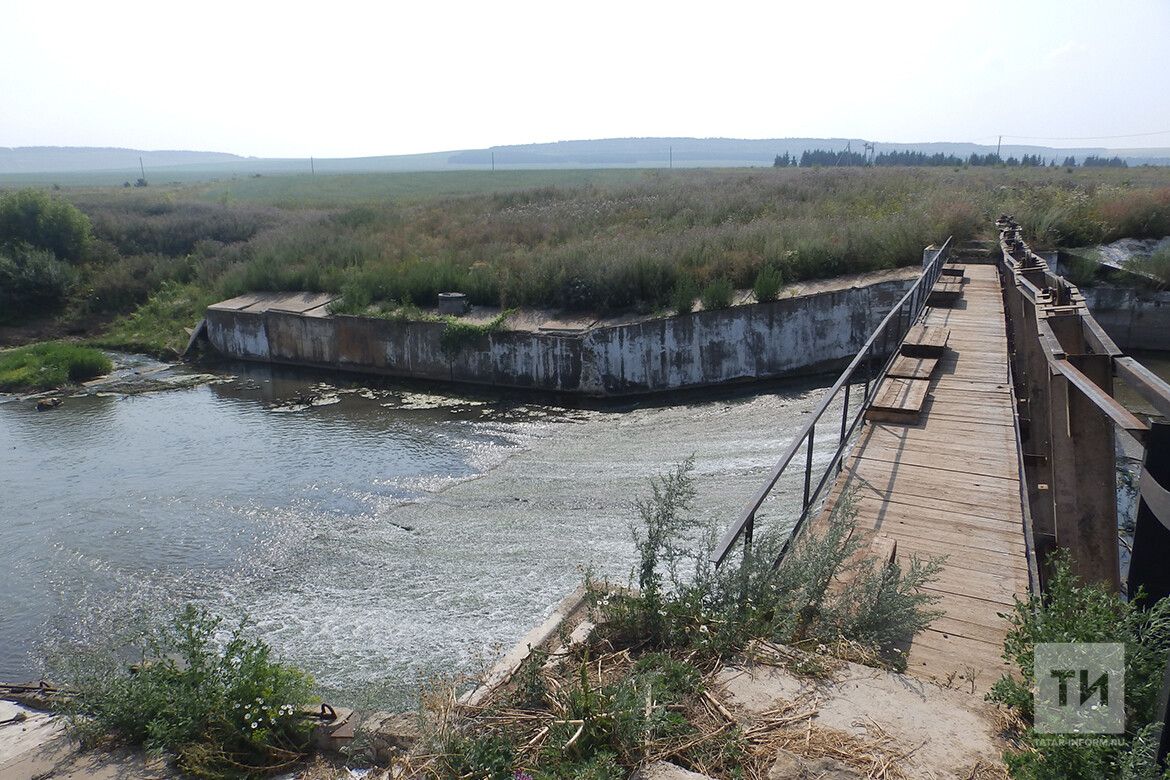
2,166,1168,355
0,342,111,392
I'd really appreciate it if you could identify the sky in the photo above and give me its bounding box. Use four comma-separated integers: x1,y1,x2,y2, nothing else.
2,0,1169,158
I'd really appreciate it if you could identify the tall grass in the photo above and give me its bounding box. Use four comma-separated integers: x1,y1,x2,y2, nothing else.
5,167,1169,353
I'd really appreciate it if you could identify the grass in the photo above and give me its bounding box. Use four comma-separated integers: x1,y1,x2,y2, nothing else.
0,342,111,391
3,166,1169,356
89,282,218,358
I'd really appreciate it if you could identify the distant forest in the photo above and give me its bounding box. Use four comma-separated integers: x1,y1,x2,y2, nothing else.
775,150,1130,168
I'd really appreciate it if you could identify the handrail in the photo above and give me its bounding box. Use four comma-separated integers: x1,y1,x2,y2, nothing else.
712,236,954,567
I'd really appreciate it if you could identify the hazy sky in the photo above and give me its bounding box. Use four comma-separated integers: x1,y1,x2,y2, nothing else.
3,0,1168,158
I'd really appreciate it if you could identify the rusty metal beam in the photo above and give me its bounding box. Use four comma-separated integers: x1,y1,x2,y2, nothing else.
1083,315,1122,357
1055,358,1149,436
1116,357,1170,419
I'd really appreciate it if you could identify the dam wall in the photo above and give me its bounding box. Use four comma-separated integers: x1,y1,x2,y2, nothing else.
205,278,915,397
1081,287,1170,352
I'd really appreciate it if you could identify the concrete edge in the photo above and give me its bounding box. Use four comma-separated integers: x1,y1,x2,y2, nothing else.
459,585,589,707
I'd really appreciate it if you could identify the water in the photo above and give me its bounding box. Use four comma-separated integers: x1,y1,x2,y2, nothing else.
0,360,838,707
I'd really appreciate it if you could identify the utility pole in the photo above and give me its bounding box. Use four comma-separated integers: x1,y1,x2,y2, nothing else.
669,146,673,169
996,135,1003,160
491,151,495,172
138,156,146,181
310,156,315,175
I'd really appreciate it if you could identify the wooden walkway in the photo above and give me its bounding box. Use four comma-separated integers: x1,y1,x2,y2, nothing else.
817,262,1028,691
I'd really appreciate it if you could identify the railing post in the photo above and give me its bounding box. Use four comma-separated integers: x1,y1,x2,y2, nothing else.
842,383,851,444
803,425,815,512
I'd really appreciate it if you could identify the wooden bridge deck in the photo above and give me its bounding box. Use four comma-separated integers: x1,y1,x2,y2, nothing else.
818,263,1028,691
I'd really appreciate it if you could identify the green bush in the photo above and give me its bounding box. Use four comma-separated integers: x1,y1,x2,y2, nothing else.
699,277,734,311
0,246,75,323
752,263,784,301
987,553,1170,779
671,274,699,315
590,463,942,668
57,605,316,779
0,188,92,262
0,342,111,391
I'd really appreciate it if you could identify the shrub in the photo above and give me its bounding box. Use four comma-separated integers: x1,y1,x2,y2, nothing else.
671,274,699,315
0,246,75,323
699,277,734,310
0,188,92,262
57,605,316,778
987,552,1170,779
592,464,942,667
752,263,784,301
0,342,112,391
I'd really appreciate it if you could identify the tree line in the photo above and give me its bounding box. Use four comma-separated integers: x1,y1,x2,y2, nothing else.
776,150,1129,168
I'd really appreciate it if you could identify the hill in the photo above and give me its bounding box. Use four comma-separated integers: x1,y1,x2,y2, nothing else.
1,138,1167,185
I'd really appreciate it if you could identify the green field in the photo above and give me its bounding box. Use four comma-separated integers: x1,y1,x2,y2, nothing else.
2,166,1168,358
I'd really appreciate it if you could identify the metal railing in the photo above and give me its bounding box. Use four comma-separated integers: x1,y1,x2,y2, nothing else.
711,236,953,568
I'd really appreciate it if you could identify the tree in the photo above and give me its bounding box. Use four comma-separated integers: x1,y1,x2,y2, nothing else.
0,189,92,263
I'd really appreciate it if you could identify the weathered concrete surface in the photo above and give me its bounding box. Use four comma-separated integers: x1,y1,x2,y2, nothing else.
206,273,916,397
0,701,168,779
717,656,1008,780
1082,286,1170,352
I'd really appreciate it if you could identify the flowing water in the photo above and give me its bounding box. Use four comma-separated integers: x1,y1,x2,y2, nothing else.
0,359,842,708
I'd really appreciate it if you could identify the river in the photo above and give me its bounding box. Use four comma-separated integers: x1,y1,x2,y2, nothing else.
0,359,839,708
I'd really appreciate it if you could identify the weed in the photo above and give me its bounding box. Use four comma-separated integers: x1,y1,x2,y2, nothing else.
0,342,111,391
439,309,514,357
671,274,699,315
752,263,784,301
55,604,316,778
699,277,734,311
987,552,1170,779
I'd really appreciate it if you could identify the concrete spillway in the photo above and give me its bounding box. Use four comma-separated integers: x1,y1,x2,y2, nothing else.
204,271,918,397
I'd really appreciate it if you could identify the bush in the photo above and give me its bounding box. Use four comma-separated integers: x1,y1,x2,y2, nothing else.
0,246,75,323
671,274,699,315
0,342,112,391
592,463,942,667
988,552,1170,779
752,263,784,301
57,605,316,779
0,188,92,262
699,277,734,311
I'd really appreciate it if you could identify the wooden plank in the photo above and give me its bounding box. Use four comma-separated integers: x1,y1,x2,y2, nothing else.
887,355,939,380
901,324,950,357
866,377,930,422
799,264,1026,688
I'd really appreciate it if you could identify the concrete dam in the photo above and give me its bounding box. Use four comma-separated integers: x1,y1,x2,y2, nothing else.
202,271,920,397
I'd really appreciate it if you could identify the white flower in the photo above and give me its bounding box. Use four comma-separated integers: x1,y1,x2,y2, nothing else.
251,722,258,729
